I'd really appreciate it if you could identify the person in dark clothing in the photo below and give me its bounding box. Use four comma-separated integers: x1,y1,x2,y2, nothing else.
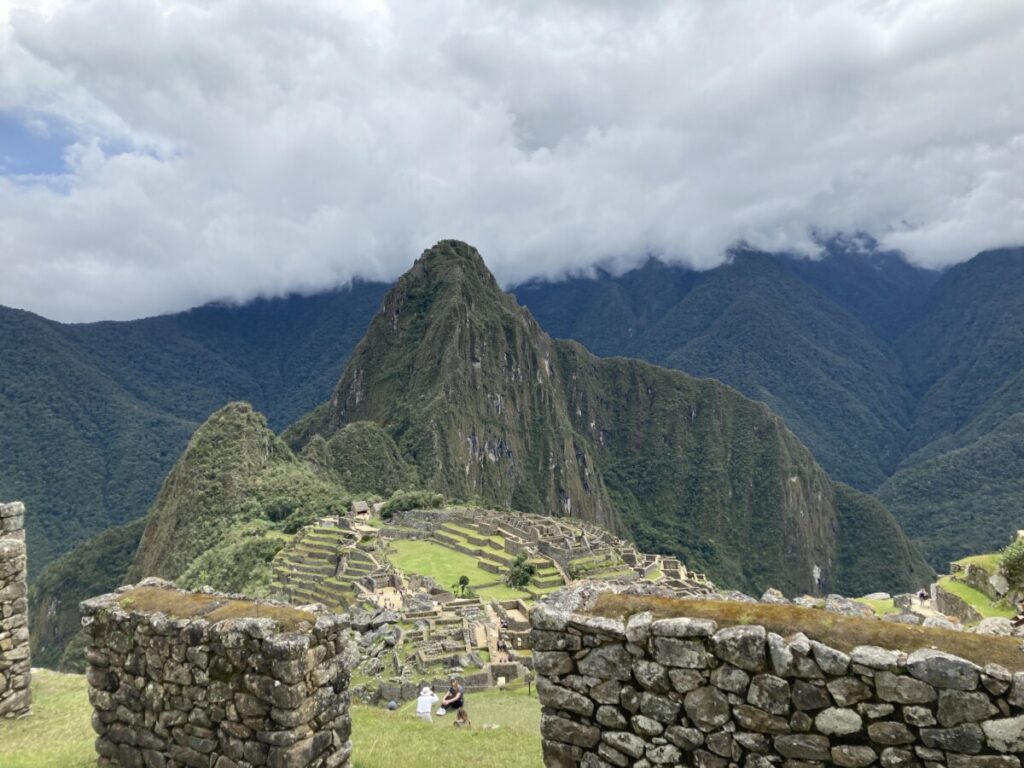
442,678,470,727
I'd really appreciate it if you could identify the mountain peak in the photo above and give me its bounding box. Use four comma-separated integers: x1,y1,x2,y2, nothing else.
402,239,502,297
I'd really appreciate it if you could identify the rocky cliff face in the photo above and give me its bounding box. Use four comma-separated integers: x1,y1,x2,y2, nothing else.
286,240,931,595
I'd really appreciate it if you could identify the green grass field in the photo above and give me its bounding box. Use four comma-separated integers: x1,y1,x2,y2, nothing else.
0,670,95,768
937,576,1015,619
352,686,542,768
954,553,1001,575
386,539,532,601
856,597,899,617
0,671,542,768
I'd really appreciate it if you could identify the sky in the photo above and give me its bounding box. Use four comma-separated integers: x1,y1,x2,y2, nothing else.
1,0,1022,322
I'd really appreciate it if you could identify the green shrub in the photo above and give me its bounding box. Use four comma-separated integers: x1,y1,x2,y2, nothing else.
505,553,536,589
1000,539,1024,590
379,489,445,520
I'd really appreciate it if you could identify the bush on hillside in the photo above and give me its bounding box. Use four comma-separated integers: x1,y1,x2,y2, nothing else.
1000,538,1024,590
379,489,445,520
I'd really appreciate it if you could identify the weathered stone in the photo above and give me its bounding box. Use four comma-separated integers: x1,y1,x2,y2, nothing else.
920,723,985,754
732,704,790,734
535,651,577,677
665,725,703,751
904,705,937,727
633,659,671,693
875,670,937,703
595,705,627,730
791,680,831,711
646,743,682,764
906,649,980,691
869,721,916,746
537,677,595,717
651,637,710,669
639,691,680,724
631,713,664,737
747,674,790,715
981,716,1024,754
880,747,916,767
815,707,862,736
710,664,749,694
937,689,998,726
668,668,705,693
601,730,646,759
773,734,830,760
826,677,872,706
712,625,767,672
850,645,902,672
683,686,731,732
650,617,716,638
541,714,601,748
809,641,849,675
831,745,878,767
577,645,634,681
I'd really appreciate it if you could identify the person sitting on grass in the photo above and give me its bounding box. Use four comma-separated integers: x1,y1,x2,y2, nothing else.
442,678,470,727
416,686,438,723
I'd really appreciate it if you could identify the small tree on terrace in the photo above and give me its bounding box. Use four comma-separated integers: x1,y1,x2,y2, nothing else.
1000,538,1024,592
505,553,536,589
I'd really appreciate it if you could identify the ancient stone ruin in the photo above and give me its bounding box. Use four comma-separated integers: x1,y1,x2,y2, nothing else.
0,500,30,719
532,583,1024,767
81,578,357,768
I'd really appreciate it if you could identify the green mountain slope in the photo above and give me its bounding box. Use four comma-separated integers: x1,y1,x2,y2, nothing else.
127,402,344,581
288,240,931,595
0,307,196,577
0,285,385,578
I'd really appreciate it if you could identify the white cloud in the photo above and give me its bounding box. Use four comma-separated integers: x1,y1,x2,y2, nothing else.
0,0,1022,321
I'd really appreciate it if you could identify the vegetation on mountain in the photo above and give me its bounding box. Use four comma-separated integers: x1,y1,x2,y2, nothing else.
0,286,385,578
28,517,146,671
302,421,418,496
877,412,1024,566
289,240,930,596
830,483,933,596
127,402,343,581
379,489,445,520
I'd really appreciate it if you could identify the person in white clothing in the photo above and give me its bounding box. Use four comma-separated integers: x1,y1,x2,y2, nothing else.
416,686,438,723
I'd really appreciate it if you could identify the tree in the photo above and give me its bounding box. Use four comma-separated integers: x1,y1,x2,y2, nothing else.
1000,538,1024,591
505,553,536,589
452,575,470,596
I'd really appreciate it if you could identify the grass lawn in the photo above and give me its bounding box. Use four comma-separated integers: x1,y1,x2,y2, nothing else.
856,597,899,617
387,539,529,600
352,686,542,768
592,594,1024,671
937,576,1015,619
0,669,96,768
954,553,1001,575
1,671,543,768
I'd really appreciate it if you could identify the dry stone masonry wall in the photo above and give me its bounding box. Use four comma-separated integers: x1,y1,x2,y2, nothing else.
532,585,1024,768
0,500,30,718
81,579,357,768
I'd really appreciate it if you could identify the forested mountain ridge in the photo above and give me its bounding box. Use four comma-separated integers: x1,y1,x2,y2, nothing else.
285,240,932,595
0,284,386,576
4,243,1022,581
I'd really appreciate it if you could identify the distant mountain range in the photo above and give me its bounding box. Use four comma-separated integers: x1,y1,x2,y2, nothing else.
2,241,1022,585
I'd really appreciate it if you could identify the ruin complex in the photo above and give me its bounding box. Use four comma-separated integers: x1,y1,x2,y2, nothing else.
0,500,30,718
81,579,356,768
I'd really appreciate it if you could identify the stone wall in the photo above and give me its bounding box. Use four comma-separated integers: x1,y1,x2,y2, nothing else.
0,500,30,718
532,585,1024,767
81,579,357,768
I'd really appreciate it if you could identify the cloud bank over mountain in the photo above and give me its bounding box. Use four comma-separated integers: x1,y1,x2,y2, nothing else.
1,0,1022,321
